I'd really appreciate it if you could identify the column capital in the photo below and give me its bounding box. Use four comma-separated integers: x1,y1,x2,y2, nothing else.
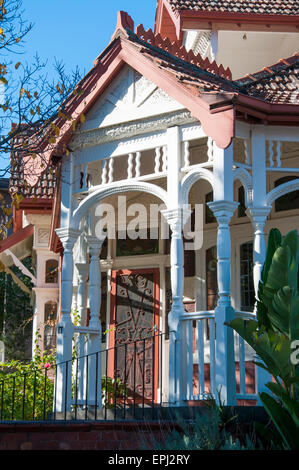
75,263,89,282
56,228,82,249
246,206,271,223
161,207,192,235
207,200,239,218
85,235,106,256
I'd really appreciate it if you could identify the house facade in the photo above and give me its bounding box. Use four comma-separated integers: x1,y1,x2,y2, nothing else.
2,1,299,410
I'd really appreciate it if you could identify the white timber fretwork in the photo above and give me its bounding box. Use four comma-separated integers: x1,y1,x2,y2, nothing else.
54,62,299,412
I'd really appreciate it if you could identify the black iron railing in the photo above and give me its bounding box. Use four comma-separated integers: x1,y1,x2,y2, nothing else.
0,332,167,422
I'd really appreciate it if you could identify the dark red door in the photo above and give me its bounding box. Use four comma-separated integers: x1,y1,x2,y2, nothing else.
109,268,160,402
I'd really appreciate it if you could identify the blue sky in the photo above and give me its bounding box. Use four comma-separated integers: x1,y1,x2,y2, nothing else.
21,1,157,77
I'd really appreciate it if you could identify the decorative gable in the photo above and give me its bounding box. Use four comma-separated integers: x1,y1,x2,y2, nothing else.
80,65,184,131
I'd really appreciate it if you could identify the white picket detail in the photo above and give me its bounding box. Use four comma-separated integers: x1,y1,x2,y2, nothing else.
197,319,205,397
162,146,168,172
180,310,259,403
186,320,194,399
181,312,216,401
155,147,161,174
108,158,114,183
276,140,281,167
234,311,258,401
207,137,213,162
101,159,108,185
135,151,141,178
128,153,134,179
183,141,190,168
209,318,216,397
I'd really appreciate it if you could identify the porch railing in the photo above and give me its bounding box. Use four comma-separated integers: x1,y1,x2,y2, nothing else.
180,310,258,404
0,332,167,422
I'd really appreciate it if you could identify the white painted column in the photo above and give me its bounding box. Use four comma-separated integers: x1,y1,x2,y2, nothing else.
166,126,181,209
161,207,192,405
249,126,272,401
246,207,271,302
208,201,238,405
75,263,89,402
207,141,237,405
87,236,104,329
86,235,105,406
163,126,186,404
55,227,81,413
76,263,89,325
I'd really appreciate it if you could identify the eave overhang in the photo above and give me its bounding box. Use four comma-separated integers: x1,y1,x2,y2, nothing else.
163,3,299,37
0,224,34,269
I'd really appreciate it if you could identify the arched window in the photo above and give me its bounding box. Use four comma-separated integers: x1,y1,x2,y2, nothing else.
238,186,247,218
240,242,255,312
45,259,58,283
44,301,57,351
274,176,299,212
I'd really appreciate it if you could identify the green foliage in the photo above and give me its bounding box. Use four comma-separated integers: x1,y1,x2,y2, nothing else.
226,228,299,450
0,332,56,420
152,407,258,451
0,256,33,361
101,376,127,409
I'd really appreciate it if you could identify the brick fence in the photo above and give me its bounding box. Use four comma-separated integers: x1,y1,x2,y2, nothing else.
0,421,181,451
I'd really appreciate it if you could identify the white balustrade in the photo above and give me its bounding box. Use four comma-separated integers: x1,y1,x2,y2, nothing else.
234,310,259,401
180,309,258,403
183,141,190,168
135,151,141,178
73,145,172,195
276,140,281,167
108,157,114,183
207,137,213,163
162,146,168,172
155,147,161,174
128,153,134,179
101,159,108,185
269,140,274,167
181,312,216,401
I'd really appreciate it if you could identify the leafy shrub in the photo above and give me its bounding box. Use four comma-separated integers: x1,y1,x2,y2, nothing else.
0,337,56,420
227,228,299,450
152,406,258,451
101,376,127,409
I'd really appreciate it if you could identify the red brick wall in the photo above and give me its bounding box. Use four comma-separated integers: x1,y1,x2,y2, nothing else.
0,421,181,451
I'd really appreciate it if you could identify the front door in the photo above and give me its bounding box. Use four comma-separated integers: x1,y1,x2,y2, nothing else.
109,268,160,402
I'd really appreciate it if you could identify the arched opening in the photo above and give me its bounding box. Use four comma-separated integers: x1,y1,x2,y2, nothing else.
44,301,57,352
237,186,247,218
45,259,58,284
240,242,255,312
274,175,299,212
74,186,169,404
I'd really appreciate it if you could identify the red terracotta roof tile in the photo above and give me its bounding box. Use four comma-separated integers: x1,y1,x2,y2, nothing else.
9,158,57,199
15,12,299,188
168,0,299,16
235,53,299,104
128,24,299,105
134,24,232,79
